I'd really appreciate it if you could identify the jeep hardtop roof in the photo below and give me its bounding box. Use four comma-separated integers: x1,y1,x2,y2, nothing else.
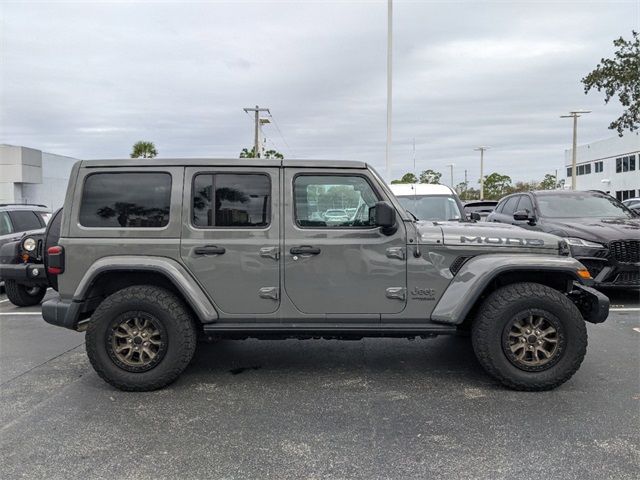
79,158,368,169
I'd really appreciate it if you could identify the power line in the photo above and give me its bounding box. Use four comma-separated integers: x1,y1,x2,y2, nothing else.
268,112,297,158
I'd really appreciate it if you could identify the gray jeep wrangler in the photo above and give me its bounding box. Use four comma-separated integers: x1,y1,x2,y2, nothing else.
42,159,609,391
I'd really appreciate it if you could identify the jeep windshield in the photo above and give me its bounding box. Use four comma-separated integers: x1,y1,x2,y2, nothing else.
395,194,463,221
536,192,634,219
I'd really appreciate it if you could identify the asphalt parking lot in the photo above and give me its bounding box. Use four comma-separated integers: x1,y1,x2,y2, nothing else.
1,289,638,479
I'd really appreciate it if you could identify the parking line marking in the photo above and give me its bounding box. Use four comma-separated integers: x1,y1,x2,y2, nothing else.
610,308,640,312
0,312,42,316
0,299,9,304
633,328,640,334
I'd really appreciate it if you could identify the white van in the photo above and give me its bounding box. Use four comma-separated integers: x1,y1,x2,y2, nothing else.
389,183,464,222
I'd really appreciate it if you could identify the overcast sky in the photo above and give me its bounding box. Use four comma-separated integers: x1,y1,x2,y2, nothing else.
1,0,639,186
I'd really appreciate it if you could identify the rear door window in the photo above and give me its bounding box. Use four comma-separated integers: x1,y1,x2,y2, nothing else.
7,210,42,232
79,173,172,228
192,173,271,228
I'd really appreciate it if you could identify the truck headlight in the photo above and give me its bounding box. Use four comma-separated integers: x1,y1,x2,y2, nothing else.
565,238,604,248
22,237,37,252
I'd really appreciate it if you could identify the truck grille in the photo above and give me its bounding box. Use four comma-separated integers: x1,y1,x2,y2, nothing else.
609,240,639,263
613,271,640,286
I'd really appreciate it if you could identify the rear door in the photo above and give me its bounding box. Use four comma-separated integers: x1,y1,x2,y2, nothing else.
181,167,280,315
283,169,407,317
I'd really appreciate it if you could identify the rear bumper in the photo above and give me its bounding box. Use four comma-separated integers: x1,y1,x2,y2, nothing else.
42,295,82,330
0,263,48,285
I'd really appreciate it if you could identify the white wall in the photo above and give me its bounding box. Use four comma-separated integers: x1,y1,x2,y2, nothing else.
564,133,640,196
0,144,79,209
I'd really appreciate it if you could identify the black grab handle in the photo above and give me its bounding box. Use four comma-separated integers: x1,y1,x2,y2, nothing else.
194,245,226,255
290,246,321,255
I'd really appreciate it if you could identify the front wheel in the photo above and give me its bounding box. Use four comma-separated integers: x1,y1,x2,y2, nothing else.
472,282,587,391
86,285,197,391
5,280,46,306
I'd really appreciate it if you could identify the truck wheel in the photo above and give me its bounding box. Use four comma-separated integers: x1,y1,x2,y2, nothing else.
472,282,587,391
85,285,197,391
4,280,46,306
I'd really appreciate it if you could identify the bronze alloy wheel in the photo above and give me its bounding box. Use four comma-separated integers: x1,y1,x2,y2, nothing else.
106,312,167,373
502,310,565,372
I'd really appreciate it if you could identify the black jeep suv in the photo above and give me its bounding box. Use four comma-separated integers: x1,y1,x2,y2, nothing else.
0,204,52,305
487,190,640,288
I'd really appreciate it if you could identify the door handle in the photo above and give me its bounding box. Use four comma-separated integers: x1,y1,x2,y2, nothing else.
194,245,226,255
290,246,321,255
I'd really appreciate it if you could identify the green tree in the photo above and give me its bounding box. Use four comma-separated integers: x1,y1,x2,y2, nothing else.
582,31,640,135
482,172,512,200
130,141,158,158
239,147,284,159
538,173,558,190
419,169,442,184
509,180,540,193
390,173,418,184
456,181,481,201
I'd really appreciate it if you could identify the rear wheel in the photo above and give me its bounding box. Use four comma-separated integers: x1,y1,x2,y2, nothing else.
472,282,587,391
5,280,46,306
86,285,197,391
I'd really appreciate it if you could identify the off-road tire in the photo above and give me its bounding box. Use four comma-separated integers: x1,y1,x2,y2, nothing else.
86,285,197,391
4,280,46,306
472,282,587,391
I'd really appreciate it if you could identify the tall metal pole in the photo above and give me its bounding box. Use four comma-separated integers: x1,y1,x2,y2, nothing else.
385,0,393,180
480,149,484,200
447,164,454,188
571,114,578,190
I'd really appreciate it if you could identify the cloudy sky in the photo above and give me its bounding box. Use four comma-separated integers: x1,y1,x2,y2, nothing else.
1,0,638,187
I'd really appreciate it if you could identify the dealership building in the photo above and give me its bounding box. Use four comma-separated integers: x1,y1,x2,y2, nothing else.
0,144,79,210
564,133,640,201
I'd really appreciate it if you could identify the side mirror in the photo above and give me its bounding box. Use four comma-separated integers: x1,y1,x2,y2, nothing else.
469,212,481,221
513,210,535,224
369,201,397,234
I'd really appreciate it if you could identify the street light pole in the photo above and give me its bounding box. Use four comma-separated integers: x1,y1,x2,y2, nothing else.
385,0,393,181
447,163,454,189
474,146,490,200
561,110,591,190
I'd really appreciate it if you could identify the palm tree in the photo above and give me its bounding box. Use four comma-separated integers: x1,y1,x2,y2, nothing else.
130,141,158,158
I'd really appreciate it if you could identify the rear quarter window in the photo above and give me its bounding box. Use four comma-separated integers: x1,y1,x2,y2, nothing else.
79,172,172,228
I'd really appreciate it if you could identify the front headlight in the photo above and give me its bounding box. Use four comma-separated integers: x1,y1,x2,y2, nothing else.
565,237,604,248
22,237,37,252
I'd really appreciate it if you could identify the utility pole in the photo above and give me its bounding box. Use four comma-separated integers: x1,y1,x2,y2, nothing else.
385,0,393,181
243,105,270,157
474,146,490,200
560,110,591,190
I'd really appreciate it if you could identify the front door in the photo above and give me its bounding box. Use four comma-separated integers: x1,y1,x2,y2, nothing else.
181,167,280,315
283,169,407,316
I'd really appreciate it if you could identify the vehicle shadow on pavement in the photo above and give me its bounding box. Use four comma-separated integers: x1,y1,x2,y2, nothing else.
180,335,493,389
